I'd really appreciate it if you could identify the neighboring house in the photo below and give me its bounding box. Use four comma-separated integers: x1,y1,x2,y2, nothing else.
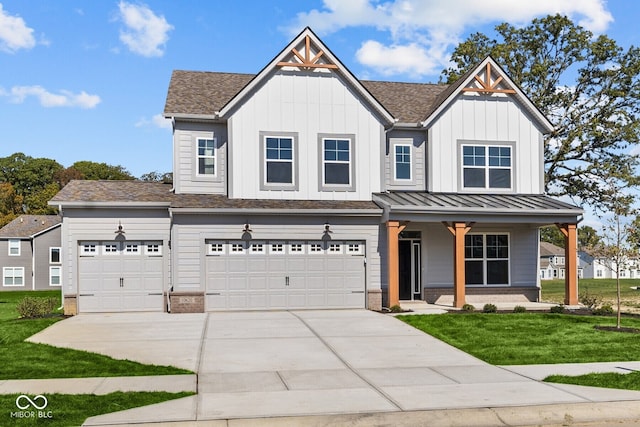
589,255,640,279
539,242,566,280
0,215,62,291
50,28,582,315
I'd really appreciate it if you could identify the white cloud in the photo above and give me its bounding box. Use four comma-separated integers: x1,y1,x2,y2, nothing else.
0,3,36,53
2,85,101,109
136,113,172,130
287,0,613,78
117,1,173,57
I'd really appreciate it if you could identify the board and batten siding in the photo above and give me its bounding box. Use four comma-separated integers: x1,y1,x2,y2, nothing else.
60,209,171,296
170,214,382,295
420,222,539,289
428,95,544,194
33,227,62,290
173,121,227,195
227,71,384,201
384,130,427,191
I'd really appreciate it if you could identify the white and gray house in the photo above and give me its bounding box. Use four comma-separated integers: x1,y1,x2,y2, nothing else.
0,215,62,291
50,28,583,315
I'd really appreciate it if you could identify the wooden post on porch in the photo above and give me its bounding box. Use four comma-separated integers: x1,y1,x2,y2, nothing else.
387,220,406,308
444,222,472,308
557,223,578,305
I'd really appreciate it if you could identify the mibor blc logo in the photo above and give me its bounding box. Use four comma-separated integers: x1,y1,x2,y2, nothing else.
11,394,53,419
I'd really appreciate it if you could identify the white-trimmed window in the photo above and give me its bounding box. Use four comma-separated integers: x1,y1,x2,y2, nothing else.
465,234,509,285
264,136,294,186
269,242,285,254
462,144,512,189
145,243,162,255
289,242,304,254
596,269,603,277
124,243,140,255
104,243,119,254
8,239,20,256
230,242,246,254
3,267,24,286
320,135,355,190
208,242,225,255
50,247,61,263
49,266,61,286
394,144,411,180
197,138,216,176
80,242,98,256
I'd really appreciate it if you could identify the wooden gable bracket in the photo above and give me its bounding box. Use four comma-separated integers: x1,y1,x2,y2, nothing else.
277,35,338,70
462,63,516,95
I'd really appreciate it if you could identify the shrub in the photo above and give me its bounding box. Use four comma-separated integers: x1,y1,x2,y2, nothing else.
579,290,602,310
389,304,403,313
482,303,498,313
16,297,58,319
550,305,565,314
592,304,614,316
461,303,475,312
513,305,527,313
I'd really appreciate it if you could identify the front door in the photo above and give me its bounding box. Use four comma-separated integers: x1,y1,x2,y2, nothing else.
399,232,421,301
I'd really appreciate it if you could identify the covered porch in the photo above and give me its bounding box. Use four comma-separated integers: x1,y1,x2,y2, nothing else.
373,192,583,309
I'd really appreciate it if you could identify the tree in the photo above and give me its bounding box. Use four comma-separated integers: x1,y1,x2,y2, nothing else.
139,171,173,183
24,183,60,215
71,161,134,181
578,225,602,250
443,15,640,210
0,182,23,227
540,225,565,248
54,166,85,187
0,153,63,196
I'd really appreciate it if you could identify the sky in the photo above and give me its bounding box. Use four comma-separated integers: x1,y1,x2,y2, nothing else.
0,0,636,205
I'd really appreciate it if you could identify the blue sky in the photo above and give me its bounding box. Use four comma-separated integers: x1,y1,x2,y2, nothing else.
0,0,635,181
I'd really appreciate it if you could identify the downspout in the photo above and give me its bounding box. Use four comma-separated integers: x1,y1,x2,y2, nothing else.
167,208,173,313
31,237,36,290
57,205,63,310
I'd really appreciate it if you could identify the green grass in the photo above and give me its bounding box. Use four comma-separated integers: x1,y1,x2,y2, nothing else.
0,291,191,379
541,278,640,304
0,391,193,426
545,372,640,391
398,313,640,365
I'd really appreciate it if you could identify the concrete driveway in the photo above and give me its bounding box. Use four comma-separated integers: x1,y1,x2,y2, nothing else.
26,310,640,424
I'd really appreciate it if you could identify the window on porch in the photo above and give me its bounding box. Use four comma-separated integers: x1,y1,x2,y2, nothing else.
464,233,509,285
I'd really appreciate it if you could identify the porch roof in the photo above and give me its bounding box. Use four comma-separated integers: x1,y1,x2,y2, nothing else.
373,192,583,224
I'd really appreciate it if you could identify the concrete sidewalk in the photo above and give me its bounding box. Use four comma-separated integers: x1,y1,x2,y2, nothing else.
20,310,640,426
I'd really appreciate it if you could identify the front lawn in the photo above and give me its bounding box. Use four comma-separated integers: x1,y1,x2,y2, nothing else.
0,291,190,379
545,371,640,391
398,313,640,365
1,392,193,427
542,279,640,311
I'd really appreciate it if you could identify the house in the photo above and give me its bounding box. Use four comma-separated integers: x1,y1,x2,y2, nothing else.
588,255,640,279
50,28,582,315
0,215,62,291
539,242,585,280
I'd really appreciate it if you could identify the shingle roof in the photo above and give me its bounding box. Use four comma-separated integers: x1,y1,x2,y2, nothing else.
164,70,449,124
0,215,61,238
540,241,565,257
50,180,380,211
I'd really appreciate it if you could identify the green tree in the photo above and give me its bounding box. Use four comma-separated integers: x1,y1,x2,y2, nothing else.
24,182,61,215
578,225,602,250
0,182,23,227
0,153,63,196
139,171,173,183
540,225,565,248
71,161,134,180
443,15,640,210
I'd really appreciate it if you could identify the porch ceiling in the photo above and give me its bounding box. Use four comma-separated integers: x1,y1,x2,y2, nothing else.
373,192,583,224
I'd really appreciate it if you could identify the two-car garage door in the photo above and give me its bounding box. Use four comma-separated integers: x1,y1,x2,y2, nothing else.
205,240,366,310
78,241,164,312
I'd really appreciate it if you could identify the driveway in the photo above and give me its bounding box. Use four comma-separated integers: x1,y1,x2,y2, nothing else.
27,310,640,424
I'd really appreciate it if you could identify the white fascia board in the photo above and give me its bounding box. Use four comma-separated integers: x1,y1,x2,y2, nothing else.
49,201,171,209
164,113,220,121
30,223,62,239
169,207,383,217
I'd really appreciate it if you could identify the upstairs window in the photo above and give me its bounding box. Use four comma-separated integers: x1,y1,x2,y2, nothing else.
394,144,412,181
265,137,293,184
50,247,61,263
462,144,512,189
8,239,20,256
320,135,355,191
197,138,216,176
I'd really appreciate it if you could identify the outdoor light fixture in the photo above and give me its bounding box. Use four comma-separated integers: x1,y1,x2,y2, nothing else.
243,223,252,233
324,222,332,234
114,221,125,235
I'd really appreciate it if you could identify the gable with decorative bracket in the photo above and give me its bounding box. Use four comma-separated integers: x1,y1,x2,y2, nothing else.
277,35,338,70
462,62,516,95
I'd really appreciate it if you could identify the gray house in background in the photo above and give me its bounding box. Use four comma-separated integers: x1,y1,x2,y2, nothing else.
0,215,62,291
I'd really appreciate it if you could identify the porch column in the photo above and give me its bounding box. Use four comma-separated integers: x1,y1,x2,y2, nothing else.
445,222,472,308
387,220,407,308
557,223,578,305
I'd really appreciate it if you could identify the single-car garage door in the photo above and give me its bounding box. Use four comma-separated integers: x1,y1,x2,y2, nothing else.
205,240,365,310
78,241,164,312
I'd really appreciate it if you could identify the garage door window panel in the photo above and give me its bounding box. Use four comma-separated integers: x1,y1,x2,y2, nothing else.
80,242,98,256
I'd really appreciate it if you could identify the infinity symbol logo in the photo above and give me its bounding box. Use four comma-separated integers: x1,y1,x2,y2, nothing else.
16,394,48,410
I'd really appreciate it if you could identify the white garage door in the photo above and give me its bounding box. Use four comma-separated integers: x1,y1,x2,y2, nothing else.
205,240,365,310
78,241,164,312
